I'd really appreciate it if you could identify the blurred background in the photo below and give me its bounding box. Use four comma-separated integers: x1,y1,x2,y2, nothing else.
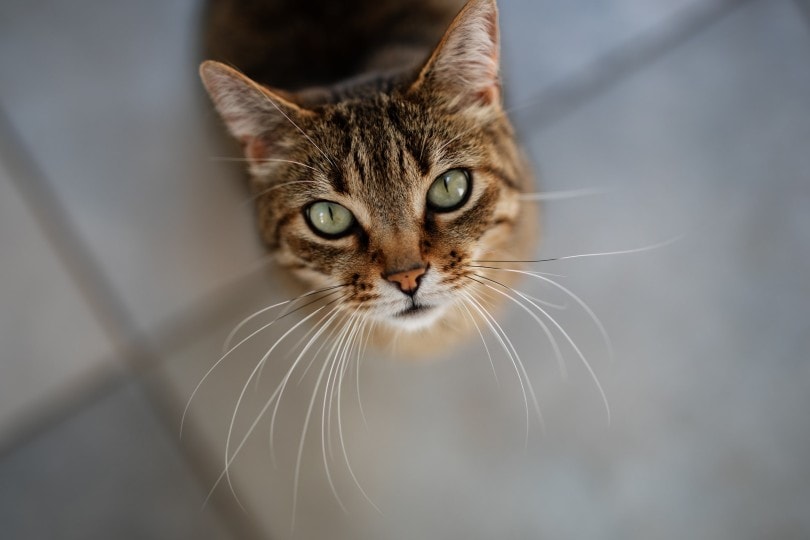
1,0,809,538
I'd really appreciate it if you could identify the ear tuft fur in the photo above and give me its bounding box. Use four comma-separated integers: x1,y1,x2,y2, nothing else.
412,0,501,110
199,61,305,154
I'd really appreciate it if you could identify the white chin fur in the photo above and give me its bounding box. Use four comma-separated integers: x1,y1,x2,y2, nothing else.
382,304,447,332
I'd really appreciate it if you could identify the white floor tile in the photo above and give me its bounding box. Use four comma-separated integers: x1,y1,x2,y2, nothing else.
0,382,235,540
0,0,266,335
0,161,119,442
500,0,701,107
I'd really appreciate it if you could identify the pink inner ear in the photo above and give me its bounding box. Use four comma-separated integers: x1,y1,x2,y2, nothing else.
244,135,269,161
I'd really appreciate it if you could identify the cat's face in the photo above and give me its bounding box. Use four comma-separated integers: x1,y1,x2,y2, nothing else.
253,95,526,331
201,0,535,335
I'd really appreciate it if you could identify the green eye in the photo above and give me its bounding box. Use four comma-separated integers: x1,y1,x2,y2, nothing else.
306,201,355,237
427,169,471,212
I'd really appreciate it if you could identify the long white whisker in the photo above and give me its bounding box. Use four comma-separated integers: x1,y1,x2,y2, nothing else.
313,313,357,517
462,291,534,444
268,304,346,465
222,300,291,355
474,274,611,425
467,289,544,435
472,236,683,264
517,290,567,311
183,288,340,439
326,308,362,464
479,267,614,363
210,156,320,171
458,298,499,386
202,306,335,509
518,188,611,201
256,292,347,391
224,284,346,353
355,318,376,429
292,328,348,533
221,300,342,508
324,310,359,465
471,271,567,380
293,308,354,387
333,314,381,512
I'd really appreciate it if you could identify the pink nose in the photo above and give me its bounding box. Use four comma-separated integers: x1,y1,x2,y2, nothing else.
385,266,427,295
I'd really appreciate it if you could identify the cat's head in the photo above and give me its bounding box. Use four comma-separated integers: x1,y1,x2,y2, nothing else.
200,0,535,335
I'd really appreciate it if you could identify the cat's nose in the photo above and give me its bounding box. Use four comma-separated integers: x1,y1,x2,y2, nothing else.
385,265,427,296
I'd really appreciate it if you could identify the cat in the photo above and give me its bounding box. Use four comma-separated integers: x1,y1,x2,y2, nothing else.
200,0,538,356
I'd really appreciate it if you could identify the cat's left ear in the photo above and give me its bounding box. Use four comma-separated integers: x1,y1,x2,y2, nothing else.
199,60,311,162
410,0,501,111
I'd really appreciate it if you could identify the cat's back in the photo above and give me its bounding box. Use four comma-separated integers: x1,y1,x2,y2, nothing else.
203,0,465,91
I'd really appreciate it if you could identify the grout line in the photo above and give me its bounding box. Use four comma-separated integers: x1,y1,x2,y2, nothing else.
0,106,268,540
509,0,755,135
794,0,810,30
0,367,129,460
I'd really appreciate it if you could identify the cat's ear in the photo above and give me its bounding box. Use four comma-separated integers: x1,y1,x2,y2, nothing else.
411,0,501,110
199,60,309,160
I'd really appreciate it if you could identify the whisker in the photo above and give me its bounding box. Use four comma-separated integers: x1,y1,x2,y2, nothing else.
464,287,544,430
336,316,382,514
468,264,566,279
472,236,683,264
518,291,567,311
222,299,345,507
477,267,613,362
458,298,500,387
324,309,361,464
473,273,611,424
201,301,348,513
293,326,349,532
294,309,354,386
355,319,377,429
182,286,343,439
210,156,320,171
517,188,610,201
254,290,350,389
470,272,567,379
314,312,358,516
268,305,349,463
462,291,537,445
223,284,347,353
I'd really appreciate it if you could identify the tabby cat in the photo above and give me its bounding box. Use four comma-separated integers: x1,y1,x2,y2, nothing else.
200,0,537,354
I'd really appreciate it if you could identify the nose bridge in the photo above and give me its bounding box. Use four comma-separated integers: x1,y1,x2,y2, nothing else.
379,225,424,275
381,227,427,296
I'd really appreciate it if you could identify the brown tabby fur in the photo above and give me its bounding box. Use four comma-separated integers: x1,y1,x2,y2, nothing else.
201,0,538,356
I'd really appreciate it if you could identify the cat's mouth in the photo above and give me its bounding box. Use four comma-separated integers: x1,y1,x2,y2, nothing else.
395,303,435,318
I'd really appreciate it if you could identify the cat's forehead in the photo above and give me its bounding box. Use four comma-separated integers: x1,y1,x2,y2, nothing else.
314,95,482,186
312,97,431,198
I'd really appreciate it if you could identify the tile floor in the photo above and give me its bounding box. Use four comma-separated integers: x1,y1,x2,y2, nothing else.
1,0,809,538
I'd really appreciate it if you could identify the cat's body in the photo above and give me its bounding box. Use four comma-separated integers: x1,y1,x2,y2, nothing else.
204,0,466,90
201,0,537,355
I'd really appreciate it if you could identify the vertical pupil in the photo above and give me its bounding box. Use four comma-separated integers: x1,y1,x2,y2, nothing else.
328,205,334,221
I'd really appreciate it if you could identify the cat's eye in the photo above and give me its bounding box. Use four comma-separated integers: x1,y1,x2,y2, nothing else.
426,169,471,212
306,201,355,238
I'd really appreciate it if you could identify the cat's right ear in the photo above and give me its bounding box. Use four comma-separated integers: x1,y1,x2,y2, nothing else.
409,0,501,112
199,60,309,161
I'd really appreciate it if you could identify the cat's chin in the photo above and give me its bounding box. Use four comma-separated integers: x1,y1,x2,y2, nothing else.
384,303,447,333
